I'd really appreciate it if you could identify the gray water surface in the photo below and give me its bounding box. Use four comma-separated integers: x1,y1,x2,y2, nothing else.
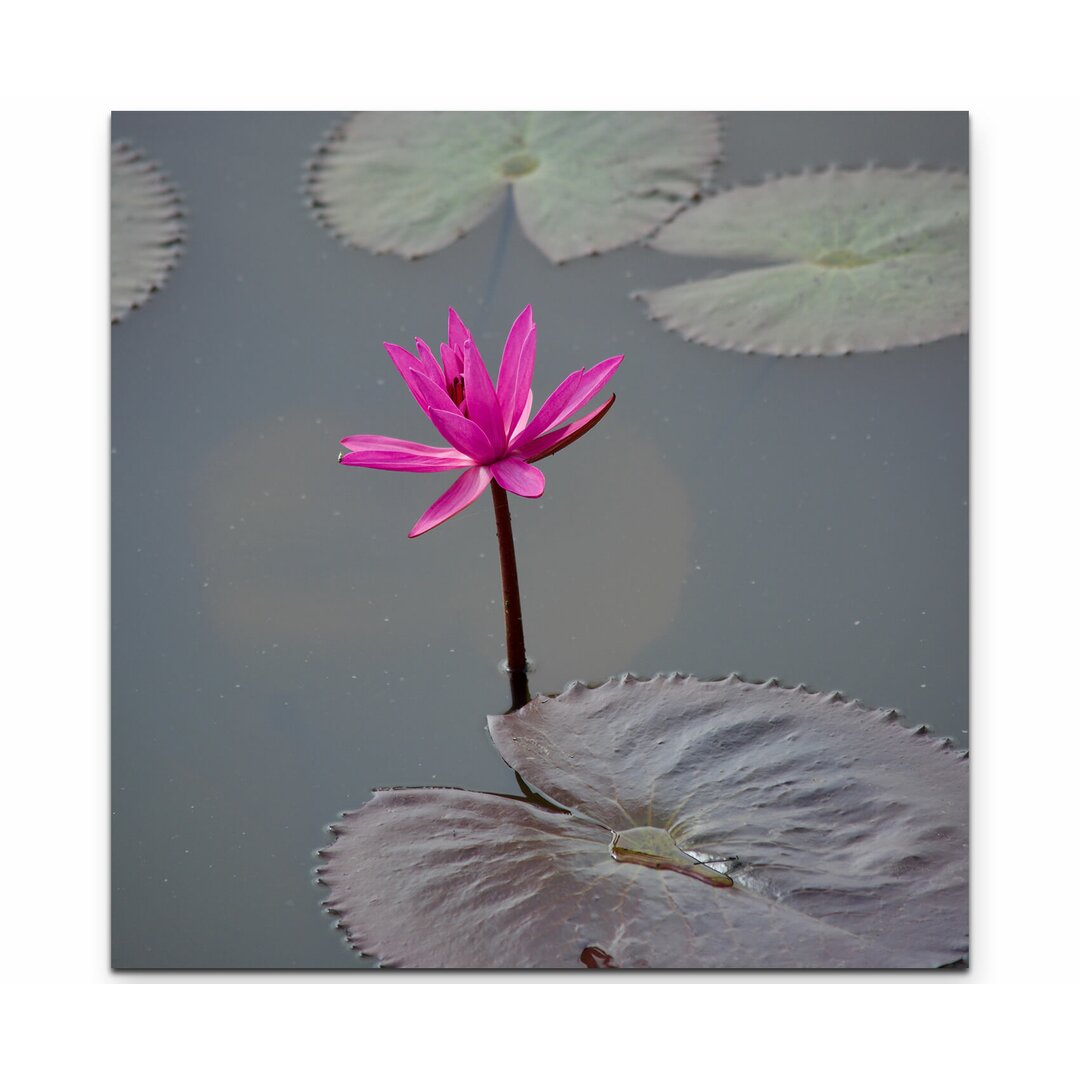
111,111,968,968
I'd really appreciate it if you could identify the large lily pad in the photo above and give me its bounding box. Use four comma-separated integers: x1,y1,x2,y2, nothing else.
306,112,720,263
638,167,969,355
318,674,968,968
111,141,185,323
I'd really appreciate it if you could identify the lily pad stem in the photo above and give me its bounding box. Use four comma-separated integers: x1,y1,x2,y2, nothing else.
491,481,531,710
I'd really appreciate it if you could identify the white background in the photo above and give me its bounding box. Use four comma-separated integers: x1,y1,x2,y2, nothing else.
1,1,1076,1074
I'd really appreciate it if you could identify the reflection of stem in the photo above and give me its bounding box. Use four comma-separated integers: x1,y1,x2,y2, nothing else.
478,188,515,326
491,482,530,710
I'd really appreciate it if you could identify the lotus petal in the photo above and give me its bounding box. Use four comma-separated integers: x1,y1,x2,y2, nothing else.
519,394,615,463
491,457,545,498
111,142,185,323
639,167,969,355
408,464,493,538
307,112,721,263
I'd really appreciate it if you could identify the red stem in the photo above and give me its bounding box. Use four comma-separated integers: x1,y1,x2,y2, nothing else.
490,483,530,710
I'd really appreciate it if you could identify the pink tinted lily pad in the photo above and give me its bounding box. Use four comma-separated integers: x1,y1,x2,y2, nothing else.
318,674,967,968
306,112,721,263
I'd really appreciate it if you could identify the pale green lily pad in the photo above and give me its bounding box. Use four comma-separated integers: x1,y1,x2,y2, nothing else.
306,112,721,263
639,166,968,355
111,142,185,324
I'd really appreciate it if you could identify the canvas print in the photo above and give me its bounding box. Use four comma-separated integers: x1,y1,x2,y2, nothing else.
111,111,968,969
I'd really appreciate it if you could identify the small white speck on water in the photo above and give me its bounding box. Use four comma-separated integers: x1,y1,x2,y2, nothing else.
694,564,702,571
853,620,861,626
383,617,390,622
376,378,385,386
920,683,927,688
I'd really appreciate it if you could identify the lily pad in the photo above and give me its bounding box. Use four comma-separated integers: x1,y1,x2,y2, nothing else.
111,141,185,323
306,112,720,263
318,674,968,968
638,166,969,355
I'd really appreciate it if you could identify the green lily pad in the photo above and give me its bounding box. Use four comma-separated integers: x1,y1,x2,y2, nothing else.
306,112,721,263
111,142,185,324
318,674,968,968
638,166,968,355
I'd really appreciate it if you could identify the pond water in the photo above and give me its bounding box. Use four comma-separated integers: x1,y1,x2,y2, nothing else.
111,111,968,969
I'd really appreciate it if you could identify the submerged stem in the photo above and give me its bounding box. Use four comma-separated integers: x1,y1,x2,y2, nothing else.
490,482,530,710
478,188,515,324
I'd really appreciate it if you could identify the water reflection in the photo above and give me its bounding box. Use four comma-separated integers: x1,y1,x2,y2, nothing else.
192,409,692,687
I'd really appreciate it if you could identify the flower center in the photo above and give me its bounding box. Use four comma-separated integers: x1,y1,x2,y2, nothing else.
449,375,466,413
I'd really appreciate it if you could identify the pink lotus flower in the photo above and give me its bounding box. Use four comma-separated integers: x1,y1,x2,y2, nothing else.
340,306,622,537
